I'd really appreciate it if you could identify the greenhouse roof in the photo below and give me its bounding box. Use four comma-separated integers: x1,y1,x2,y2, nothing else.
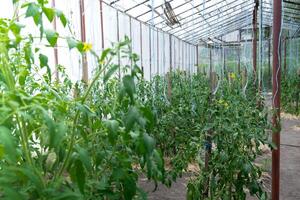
104,0,300,44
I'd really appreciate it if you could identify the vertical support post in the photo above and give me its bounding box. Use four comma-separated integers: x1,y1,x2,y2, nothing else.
209,45,212,78
253,0,259,84
140,22,144,75
259,0,263,91
196,45,199,74
52,0,59,81
272,0,282,199
238,30,241,75
149,27,152,79
79,0,88,82
99,0,105,50
129,17,133,70
268,27,271,87
116,11,121,79
157,30,159,75
168,34,172,100
223,45,226,78
204,44,213,197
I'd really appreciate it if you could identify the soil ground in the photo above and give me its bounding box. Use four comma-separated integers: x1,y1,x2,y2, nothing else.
139,95,300,199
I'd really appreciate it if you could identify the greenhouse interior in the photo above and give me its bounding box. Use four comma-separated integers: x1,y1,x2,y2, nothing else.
0,0,299,199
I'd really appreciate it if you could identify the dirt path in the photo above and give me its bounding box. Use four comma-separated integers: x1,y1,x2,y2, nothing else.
139,97,300,200
279,113,300,199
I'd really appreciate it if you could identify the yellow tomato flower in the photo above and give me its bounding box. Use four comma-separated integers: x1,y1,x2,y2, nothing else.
224,102,229,109
230,72,236,80
83,42,92,52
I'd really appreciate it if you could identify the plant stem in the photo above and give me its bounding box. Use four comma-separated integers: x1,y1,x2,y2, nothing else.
55,57,113,179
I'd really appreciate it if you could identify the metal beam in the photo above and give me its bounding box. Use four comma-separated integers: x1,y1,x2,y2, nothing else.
182,12,253,41
167,1,253,36
272,0,282,199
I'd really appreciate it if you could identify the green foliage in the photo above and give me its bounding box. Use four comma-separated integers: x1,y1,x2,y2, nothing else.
281,71,300,116
0,1,163,199
137,71,270,199
1,1,272,199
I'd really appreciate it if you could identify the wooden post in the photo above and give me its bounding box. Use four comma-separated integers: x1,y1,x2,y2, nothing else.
52,0,59,81
204,45,213,197
168,34,172,100
196,45,199,74
140,22,144,76
253,0,259,85
99,0,105,50
268,27,271,87
79,0,88,82
238,30,241,75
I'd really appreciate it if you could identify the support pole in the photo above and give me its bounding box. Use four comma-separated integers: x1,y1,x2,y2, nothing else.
52,0,59,81
79,0,88,82
116,11,121,79
253,0,259,84
259,0,263,91
196,45,199,74
168,35,172,100
140,22,144,75
99,0,105,50
238,30,241,75
272,0,282,199
268,27,271,87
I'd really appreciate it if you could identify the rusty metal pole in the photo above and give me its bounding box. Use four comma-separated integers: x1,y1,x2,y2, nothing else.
140,22,144,75
149,28,152,79
116,11,121,79
253,0,259,85
268,27,271,87
238,30,241,75
52,0,59,81
196,45,199,74
99,0,105,50
168,34,172,100
157,30,159,75
79,0,88,82
272,0,282,199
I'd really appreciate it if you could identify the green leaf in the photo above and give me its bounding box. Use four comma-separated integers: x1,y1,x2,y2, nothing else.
76,146,92,171
66,37,78,49
39,53,48,67
104,120,119,144
143,133,155,154
124,107,139,131
42,7,55,22
9,22,24,35
39,54,51,82
123,176,136,200
25,3,39,18
0,126,17,162
103,64,119,83
25,3,41,25
74,160,86,194
123,75,135,101
66,37,84,52
45,29,58,47
100,48,111,63
56,10,67,27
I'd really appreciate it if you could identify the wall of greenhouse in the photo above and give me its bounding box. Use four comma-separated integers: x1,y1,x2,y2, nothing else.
1,0,199,82
1,0,299,83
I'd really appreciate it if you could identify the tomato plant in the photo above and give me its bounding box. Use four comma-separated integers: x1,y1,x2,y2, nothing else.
281,71,300,115
0,1,164,199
